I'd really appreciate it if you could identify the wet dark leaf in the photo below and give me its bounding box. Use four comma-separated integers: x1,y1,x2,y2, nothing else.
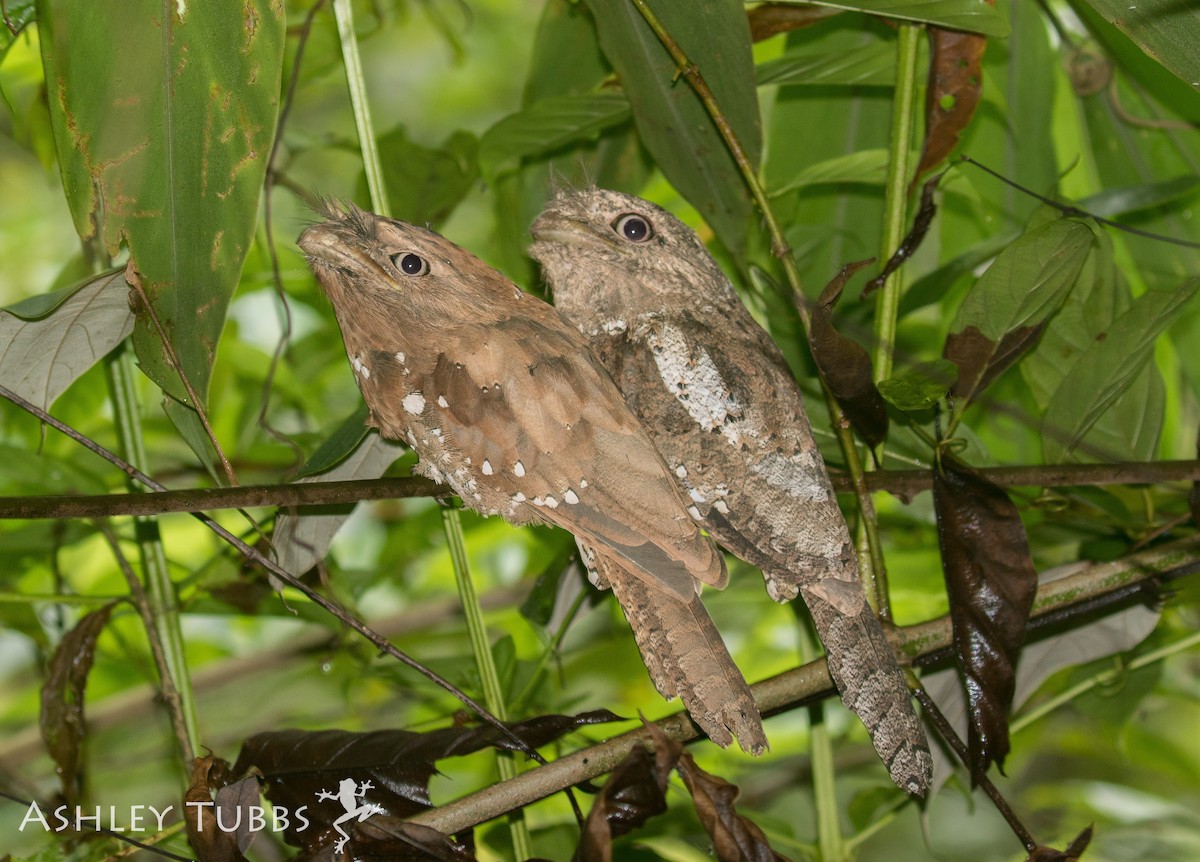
236,712,622,851
1027,825,1093,861
339,818,477,861
184,754,255,862
912,17,990,186
933,452,1036,784
807,258,888,448
40,601,117,805
676,745,791,862
574,727,679,862
878,359,958,413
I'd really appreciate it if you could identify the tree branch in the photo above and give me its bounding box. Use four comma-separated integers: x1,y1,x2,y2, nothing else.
3,461,1197,520
407,537,1199,835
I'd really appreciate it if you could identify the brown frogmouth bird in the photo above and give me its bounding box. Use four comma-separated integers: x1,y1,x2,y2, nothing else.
529,189,933,794
298,202,766,754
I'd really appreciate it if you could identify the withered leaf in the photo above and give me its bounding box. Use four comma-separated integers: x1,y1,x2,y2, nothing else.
747,3,841,41
184,754,255,862
865,174,942,297
933,452,1037,785
675,744,791,862
574,725,680,862
1027,825,1093,861
235,712,621,851
806,258,888,449
40,601,117,805
912,16,991,188
945,321,1047,401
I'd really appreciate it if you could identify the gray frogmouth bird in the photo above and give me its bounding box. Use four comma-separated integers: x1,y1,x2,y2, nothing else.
298,202,766,754
529,188,932,794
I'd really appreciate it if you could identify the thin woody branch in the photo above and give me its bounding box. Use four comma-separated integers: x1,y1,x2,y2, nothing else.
2,461,1198,520
407,537,1198,835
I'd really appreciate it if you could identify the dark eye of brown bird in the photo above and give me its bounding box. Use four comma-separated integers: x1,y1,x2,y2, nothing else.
613,213,653,243
391,252,429,276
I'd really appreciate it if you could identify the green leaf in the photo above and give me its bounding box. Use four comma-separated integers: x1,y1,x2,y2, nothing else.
770,148,890,195
479,92,632,179
765,0,1010,37
0,270,133,410
1074,0,1200,91
944,218,1095,403
297,404,373,479
757,40,894,87
1042,278,1200,463
37,1,284,408
585,0,760,256
1079,176,1200,218
879,360,958,412
0,0,35,59
377,128,479,227
274,432,407,577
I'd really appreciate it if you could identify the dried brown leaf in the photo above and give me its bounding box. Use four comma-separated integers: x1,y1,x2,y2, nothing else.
676,746,791,862
865,174,942,297
933,452,1037,784
184,754,255,862
945,321,1048,401
807,258,888,449
748,3,841,41
1027,825,1093,861
39,601,117,805
913,18,990,186
336,818,477,861
574,726,679,862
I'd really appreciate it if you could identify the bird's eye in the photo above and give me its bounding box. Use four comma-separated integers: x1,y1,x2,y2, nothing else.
612,213,653,243
391,252,429,276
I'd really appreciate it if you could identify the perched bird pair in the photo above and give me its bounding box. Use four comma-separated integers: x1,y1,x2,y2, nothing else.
298,189,932,794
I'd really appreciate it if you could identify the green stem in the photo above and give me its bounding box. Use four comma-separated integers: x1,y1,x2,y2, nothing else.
332,0,388,214
442,510,533,861
873,23,922,387
105,344,199,767
1011,629,1200,734
332,3,532,854
796,618,843,862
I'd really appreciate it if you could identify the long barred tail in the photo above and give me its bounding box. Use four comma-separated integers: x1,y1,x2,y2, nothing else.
594,554,768,756
801,583,933,795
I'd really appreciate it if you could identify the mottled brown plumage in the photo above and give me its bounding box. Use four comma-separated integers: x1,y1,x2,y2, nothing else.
298,202,765,753
530,188,932,794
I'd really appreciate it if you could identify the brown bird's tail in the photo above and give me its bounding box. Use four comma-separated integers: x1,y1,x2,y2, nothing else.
592,554,768,756
800,580,933,795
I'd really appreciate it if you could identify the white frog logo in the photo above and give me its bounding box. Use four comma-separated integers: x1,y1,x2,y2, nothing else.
316,778,385,854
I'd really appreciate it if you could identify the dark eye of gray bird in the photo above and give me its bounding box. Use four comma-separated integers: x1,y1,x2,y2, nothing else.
391,252,429,276
613,213,653,243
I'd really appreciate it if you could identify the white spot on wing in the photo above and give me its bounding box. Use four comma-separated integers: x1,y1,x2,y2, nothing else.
513,460,526,477
402,392,426,415
564,489,580,504
544,495,559,509
395,351,406,363
482,459,493,475
437,395,448,408
714,499,730,514
687,505,702,520
675,464,688,479
688,488,706,504
512,492,526,503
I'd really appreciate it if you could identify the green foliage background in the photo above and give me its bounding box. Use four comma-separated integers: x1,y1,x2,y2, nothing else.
1,1,1199,860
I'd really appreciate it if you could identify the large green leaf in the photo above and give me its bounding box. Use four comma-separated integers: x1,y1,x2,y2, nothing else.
756,40,894,87
0,270,133,410
37,1,284,409
585,0,760,256
943,218,1094,404
1041,278,1200,462
1075,0,1200,91
479,92,632,179
764,0,1010,37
